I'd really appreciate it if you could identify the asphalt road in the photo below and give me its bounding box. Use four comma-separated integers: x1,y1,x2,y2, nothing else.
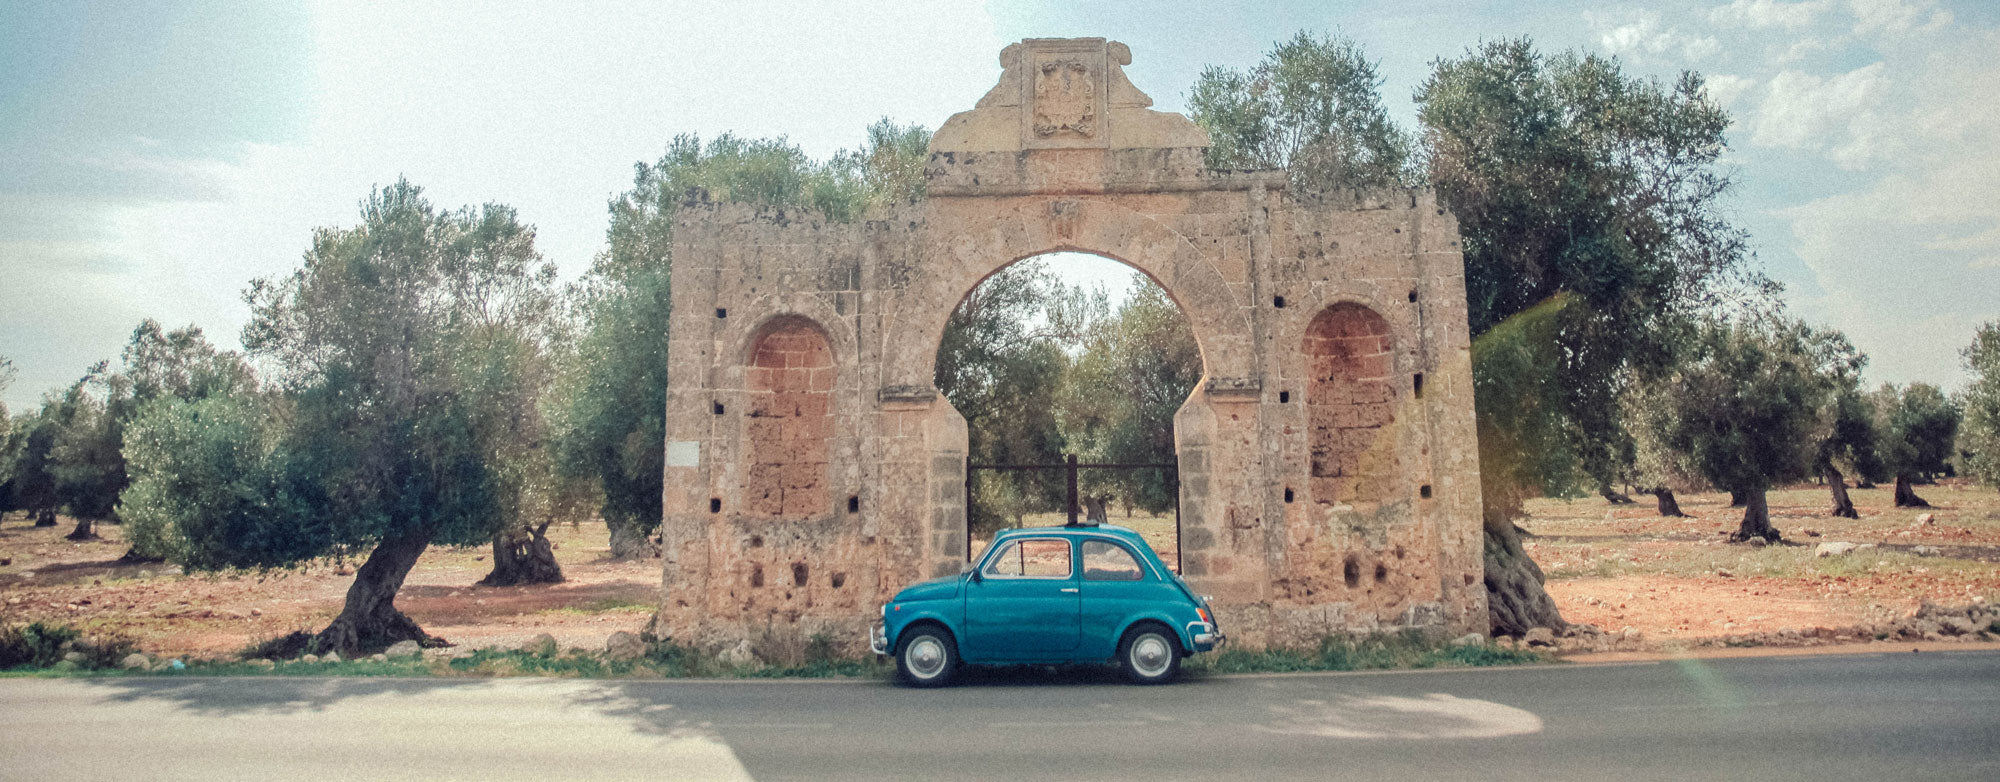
3,650,1997,781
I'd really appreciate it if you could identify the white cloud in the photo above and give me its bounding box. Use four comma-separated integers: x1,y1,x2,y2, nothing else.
1592,10,1722,62
1702,73,1758,106
1749,64,1898,167
1847,0,1951,36
1709,0,1836,30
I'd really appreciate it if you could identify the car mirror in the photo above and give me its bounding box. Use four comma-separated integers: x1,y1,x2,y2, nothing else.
962,563,982,583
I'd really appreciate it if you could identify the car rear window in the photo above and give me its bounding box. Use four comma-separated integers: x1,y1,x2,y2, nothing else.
1082,540,1144,581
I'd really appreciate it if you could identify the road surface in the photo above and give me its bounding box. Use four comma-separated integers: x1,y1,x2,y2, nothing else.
3,650,1996,781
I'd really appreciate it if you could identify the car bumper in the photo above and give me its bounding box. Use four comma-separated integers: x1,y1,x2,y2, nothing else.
1187,621,1224,652
869,622,888,656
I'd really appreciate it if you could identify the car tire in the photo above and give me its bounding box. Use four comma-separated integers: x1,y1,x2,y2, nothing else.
1118,624,1181,685
895,626,958,687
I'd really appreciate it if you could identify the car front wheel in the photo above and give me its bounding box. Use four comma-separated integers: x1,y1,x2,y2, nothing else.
895,626,957,687
1118,625,1182,684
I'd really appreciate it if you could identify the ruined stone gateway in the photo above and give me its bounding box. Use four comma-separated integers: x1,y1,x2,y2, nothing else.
651,38,1487,653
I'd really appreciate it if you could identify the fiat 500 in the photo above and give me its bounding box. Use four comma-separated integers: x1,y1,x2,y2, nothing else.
870,523,1223,686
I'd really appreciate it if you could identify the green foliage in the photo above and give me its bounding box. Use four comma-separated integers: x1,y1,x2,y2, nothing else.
1632,317,1834,495
558,123,927,551
120,394,322,569
0,622,136,670
1418,38,1769,510
1962,322,2000,488
1871,382,1962,481
236,179,560,566
938,261,1075,530
1060,280,1201,514
1187,31,1413,193
1186,630,1544,675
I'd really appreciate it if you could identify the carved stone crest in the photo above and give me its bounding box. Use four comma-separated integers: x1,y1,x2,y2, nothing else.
1033,58,1096,138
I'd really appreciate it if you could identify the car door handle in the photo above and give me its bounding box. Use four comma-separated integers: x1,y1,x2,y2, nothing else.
1059,588,1079,593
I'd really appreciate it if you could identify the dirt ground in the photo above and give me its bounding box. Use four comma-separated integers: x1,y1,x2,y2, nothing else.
2,480,1995,660
0,518,660,657
1529,481,2000,645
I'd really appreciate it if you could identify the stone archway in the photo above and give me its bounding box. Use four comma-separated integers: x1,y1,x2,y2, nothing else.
653,38,1486,652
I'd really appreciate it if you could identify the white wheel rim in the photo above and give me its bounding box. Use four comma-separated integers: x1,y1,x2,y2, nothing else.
1130,634,1172,677
907,637,947,679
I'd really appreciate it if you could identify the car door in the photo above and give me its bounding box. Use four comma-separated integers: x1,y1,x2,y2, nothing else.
1077,538,1159,658
961,536,1081,661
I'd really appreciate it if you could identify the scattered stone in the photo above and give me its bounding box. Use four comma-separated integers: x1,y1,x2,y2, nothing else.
249,608,262,617
719,639,759,666
299,654,320,664
120,653,151,670
1915,513,1936,526
1620,626,1643,642
1816,542,1860,558
1716,569,1734,578
522,633,558,657
1912,545,1943,557
322,651,341,664
384,640,423,659
1745,537,1766,548
1941,616,1978,636
605,631,646,661
1804,530,1821,538
1523,627,1557,647
1451,633,1486,647
250,659,276,669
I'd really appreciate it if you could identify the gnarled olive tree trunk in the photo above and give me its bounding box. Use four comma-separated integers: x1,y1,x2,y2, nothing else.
64,515,97,541
1730,489,1779,542
1728,488,1750,508
607,517,659,560
313,531,440,657
33,509,56,527
1599,485,1634,504
1482,508,1566,637
1824,464,1858,519
1893,475,1930,508
479,521,564,587
1648,487,1685,517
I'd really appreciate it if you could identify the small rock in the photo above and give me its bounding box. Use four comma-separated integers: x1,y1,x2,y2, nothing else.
522,633,559,657
1804,530,1821,538
249,608,262,617
1496,636,1519,650
1912,545,1943,557
1745,537,1767,548
322,651,341,664
1452,632,1486,647
1620,626,1642,641
719,639,760,666
250,659,276,669
605,631,647,661
299,654,319,664
1716,569,1734,578
1523,627,1557,647
1816,542,1860,558
384,640,423,659
1940,616,1977,636
1915,513,1936,525
120,653,151,670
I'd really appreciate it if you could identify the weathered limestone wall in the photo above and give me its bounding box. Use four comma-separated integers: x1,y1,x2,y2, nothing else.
653,38,1486,654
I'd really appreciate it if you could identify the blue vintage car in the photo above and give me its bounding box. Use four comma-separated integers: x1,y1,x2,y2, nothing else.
870,523,1223,686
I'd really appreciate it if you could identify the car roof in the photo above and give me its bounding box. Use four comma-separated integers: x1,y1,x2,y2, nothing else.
993,524,1151,548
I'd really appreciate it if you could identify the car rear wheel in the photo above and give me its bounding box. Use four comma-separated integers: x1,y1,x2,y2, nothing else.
895,626,957,687
1118,625,1181,685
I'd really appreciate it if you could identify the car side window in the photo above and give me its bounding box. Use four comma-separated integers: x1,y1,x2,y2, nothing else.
982,538,1073,578
1081,540,1145,581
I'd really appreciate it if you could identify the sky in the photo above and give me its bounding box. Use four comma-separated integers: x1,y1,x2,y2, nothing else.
2,0,1996,410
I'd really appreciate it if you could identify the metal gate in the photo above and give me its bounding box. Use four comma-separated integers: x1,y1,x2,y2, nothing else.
964,454,1180,572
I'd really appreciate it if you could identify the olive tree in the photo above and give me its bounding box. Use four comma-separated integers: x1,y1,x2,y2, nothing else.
236,180,561,654
1870,383,1961,507
1634,317,1830,542
1962,322,2000,490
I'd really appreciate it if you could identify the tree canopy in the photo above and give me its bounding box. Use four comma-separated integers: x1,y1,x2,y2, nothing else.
1962,322,2000,489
